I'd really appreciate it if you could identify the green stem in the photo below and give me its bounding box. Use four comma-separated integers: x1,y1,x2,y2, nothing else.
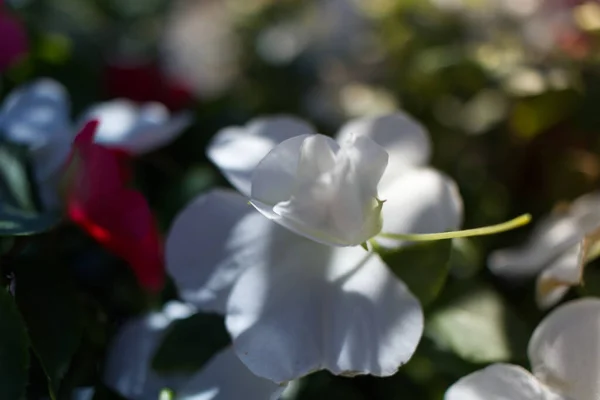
378,214,531,242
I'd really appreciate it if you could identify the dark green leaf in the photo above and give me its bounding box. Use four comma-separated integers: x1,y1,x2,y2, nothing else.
152,313,230,373
0,203,61,236
91,384,127,400
379,240,452,306
294,371,369,400
0,287,30,400
15,262,84,397
448,238,482,279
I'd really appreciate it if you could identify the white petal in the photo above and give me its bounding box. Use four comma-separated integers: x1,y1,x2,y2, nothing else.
336,112,431,188
226,234,423,383
82,100,192,154
445,364,567,400
166,189,275,313
489,191,600,279
488,213,582,278
82,99,138,143
129,104,192,153
0,78,72,182
535,242,585,309
207,117,315,196
528,298,600,400
569,191,600,233
178,347,285,400
104,302,194,400
250,134,322,207
253,134,388,246
374,168,463,249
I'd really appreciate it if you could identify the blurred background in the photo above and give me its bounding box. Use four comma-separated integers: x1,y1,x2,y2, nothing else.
3,0,600,399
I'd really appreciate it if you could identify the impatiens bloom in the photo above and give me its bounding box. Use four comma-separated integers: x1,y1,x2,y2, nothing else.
489,192,600,309
0,78,72,208
80,99,192,154
445,298,600,400
167,113,463,383
65,121,165,292
250,133,388,246
104,301,286,400
0,2,28,71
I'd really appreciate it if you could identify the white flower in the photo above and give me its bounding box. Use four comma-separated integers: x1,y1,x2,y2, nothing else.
0,78,192,209
445,298,600,400
250,133,388,246
167,113,463,383
0,78,72,209
80,99,192,154
104,301,285,400
488,192,600,309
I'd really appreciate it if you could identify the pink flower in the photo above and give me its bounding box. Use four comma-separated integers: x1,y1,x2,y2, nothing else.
0,4,28,71
66,120,165,292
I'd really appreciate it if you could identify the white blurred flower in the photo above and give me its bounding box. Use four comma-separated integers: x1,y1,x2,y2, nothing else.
161,0,241,99
0,78,192,209
0,78,73,209
445,298,600,400
104,301,285,400
488,192,600,309
80,99,192,154
167,113,463,383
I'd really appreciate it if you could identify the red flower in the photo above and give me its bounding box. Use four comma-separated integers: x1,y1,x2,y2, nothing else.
0,4,28,71
66,121,165,292
104,61,193,112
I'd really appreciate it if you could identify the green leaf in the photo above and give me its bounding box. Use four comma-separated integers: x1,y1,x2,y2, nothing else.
379,240,452,306
152,313,230,373
15,262,84,397
509,90,577,140
0,142,38,212
425,285,529,363
0,287,30,400
448,238,482,279
0,203,61,236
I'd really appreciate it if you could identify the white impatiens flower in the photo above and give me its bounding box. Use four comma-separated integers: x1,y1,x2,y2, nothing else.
488,192,600,309
0,78,72,209
167,113,463,383
250,133,388,246
104,301,285,400
80,99,192,154
445,298,600,400
0,78,192,209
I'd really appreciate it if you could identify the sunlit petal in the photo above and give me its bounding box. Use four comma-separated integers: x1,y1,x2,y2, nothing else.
535,242,585,309
528,298,600,400
226,234,422,383
166,189,274,313
81,99,192,154
207,117,315,196
375,168,463,249
445,363,567,400
488,214,582,278
252,134,388,246
336,113,431,188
